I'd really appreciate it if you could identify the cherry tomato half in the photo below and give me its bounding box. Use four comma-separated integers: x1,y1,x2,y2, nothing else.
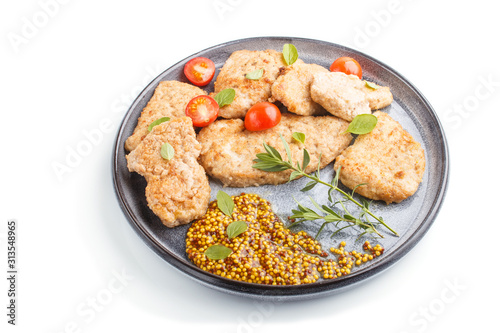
244,102,281,131
185,95,219,127
330,57,363,79
183,57,216,86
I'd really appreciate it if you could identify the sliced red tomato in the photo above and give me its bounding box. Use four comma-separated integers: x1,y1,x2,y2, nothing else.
184,57,216,86
330,57,363,79
244,102,281,131
185,95,219,127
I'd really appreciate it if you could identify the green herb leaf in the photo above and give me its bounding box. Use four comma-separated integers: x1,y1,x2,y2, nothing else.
204,245,232,260
360,198,371,210
263,142,282,161
160,142,174,160
148,117,170,132
252,162,289,172
279,134,292,163
292,132,305,144
282,44,298,65
302,149,310,170
332,166,341,188
301,181,317,192
322,205,341,218
331,225,351,238
344,214,356,221
245,68,264,80
289,170,302,181
226,221,248,239
345,114,378,135
308,196,327,213
365,81,378,90
216,190,234,217
351,183,368,197
253,137,398,239
254,153,277,162
315,221,331,240
214,88,236,108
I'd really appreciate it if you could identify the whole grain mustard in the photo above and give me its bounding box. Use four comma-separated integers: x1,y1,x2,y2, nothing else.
186,193,383,285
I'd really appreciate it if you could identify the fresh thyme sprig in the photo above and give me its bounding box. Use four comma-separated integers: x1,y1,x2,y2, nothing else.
252,134,399,239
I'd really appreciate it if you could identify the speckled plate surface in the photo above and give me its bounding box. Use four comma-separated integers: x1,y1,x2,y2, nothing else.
112,37,449,301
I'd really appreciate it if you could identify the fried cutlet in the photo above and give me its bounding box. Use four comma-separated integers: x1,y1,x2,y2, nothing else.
269,62,329,116
126,117,210,227
197,113,352,187
125,81,205,152
361,82,393,110
212,49,294,119
334,111,425,204
310,72,393,121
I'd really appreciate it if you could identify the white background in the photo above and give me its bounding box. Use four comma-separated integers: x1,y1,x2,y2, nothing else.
1,0,499,332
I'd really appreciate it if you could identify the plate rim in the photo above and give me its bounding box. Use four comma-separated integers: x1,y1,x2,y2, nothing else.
112,36,450,299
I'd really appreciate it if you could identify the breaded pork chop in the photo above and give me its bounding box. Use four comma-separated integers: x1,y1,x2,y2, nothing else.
334,111,425,204
212,49,292,119
197,113,352,187
310,72,393,121
270,62,329,116
125,81,205,152
126,117,210,227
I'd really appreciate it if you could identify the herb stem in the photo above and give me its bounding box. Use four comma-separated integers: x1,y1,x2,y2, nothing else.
252,138,399,238
284,160,398,237
330,184,399,236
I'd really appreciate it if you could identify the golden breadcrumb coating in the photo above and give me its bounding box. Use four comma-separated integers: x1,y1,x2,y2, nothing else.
270,62,329,116
334,111,425,204
212,49,293,119
125,81,205,152
197,113,352,187
126,117,210,227
311,72,393,121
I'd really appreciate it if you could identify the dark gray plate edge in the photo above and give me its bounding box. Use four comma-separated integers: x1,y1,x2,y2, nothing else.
111,36,450,300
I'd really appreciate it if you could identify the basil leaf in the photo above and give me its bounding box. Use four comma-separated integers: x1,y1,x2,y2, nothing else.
282,44,298,65
365,81,378,90
344,114,378,135
160,142,174,160
245,68,264,80
217,190,234,217
214,88,236,108
292,132,305,144
204,245,232,260
226,220,248,239
148,117,170,132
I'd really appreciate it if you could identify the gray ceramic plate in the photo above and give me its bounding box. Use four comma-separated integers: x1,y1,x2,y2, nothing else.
112,37,449,301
